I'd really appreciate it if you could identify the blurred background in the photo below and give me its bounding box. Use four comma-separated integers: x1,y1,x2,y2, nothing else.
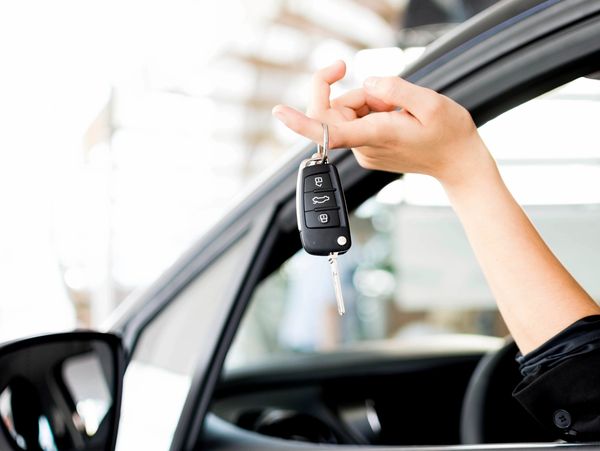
5,0,600,354
3,2,600,449
0,0,499,340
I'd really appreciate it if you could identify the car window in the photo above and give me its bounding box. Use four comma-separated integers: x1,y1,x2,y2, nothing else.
225,76,600,371
115,232,255,451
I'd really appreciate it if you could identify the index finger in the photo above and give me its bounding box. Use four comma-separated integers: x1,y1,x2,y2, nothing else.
272,104,375,149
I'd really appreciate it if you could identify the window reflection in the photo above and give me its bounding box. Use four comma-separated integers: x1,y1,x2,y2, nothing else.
0,382,58,451
62,353,112,438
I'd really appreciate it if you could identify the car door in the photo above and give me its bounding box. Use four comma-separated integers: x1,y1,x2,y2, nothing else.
108,1,600,450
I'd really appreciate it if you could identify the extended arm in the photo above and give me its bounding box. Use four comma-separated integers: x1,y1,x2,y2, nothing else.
441,145,600,354
273,61,600,354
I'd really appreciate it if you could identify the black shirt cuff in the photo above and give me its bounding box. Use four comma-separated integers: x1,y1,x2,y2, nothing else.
513,314,600,441
513,346,600,441
517,315,600,377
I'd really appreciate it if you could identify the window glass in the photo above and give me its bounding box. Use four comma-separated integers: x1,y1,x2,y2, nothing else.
225,76,600,370
115,233,254,451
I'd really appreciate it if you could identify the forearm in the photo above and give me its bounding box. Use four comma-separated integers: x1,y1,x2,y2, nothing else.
442,143,600,354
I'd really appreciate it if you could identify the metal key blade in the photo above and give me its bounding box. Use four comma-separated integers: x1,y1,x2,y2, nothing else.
328,252,345,316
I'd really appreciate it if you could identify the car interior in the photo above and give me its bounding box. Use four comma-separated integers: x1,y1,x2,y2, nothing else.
208,69,600,447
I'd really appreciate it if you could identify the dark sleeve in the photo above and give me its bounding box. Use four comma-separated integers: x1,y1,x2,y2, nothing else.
512,315,600,441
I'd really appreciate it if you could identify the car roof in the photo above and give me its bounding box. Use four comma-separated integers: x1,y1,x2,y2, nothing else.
406,0,551,80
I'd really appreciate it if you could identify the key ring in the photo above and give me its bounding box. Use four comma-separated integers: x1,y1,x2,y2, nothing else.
316,123,329,164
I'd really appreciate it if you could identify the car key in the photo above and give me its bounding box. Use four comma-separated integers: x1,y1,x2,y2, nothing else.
296,124,351,315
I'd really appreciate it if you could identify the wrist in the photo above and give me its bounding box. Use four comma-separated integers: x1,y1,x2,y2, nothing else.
438,139,500,197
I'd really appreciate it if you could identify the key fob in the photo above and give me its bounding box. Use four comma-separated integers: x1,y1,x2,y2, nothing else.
296,160,352,256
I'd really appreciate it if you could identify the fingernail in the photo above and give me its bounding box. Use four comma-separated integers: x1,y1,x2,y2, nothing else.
272,105,285,119
364,77,380,88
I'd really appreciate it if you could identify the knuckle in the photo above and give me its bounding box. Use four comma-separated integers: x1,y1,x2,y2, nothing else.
381,78,400,100
422,87,439,99
421,97,445,120
312,67,328,83
430,96,445,113
449,100,475,129
458,104,474,122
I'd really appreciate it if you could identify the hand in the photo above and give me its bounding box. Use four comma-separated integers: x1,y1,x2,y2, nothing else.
272,60,496,189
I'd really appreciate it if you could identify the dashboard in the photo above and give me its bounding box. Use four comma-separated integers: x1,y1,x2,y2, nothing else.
211,336,504,446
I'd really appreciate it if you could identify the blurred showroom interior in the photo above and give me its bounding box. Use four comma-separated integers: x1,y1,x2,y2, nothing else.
0,0,500,340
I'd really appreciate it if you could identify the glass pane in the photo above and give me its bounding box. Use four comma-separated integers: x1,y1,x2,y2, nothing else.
116,233,254,451
480,77,600,160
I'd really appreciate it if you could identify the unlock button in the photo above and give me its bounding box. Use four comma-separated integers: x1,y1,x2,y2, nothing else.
305,209,340,228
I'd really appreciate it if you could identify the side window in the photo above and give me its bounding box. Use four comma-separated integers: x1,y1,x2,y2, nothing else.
115,233,255,451
225,76,600,370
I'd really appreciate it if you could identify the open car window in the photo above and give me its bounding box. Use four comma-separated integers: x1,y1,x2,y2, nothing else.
225,76,600,372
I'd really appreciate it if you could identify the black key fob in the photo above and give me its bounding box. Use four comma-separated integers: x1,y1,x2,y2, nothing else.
296,159,352,256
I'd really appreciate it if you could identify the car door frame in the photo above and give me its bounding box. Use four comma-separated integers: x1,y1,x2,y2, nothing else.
109,0,600,449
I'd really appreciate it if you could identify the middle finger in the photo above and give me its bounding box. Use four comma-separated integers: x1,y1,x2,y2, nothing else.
331,89,396,115
308,60,346,115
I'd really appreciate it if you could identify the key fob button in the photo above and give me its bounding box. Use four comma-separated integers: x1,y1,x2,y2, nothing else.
305,209,340,228
304,174,333,192
303,191,336,211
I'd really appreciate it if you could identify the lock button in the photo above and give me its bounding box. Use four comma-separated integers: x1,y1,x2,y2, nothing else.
305,209,340,228
304,174,333,192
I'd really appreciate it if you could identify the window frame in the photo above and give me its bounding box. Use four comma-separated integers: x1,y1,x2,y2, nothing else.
105,3,600,450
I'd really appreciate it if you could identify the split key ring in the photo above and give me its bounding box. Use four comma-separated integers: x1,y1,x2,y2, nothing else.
317,123,329,164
